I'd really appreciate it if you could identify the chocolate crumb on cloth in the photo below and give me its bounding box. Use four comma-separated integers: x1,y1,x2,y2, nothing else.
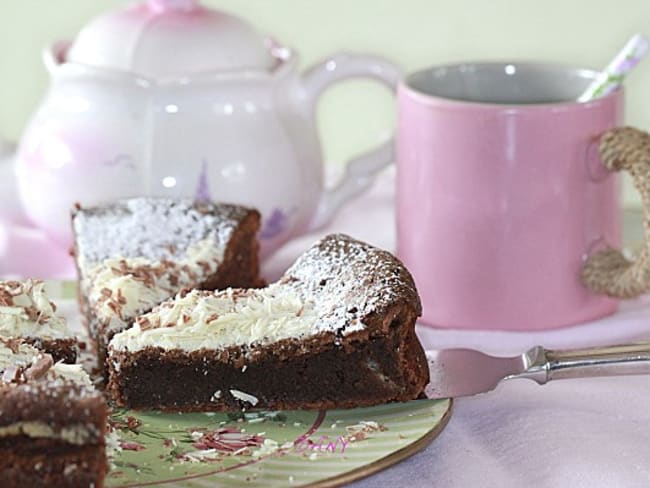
72,198,262,378
107,234,429,412
0,338,107,488
0,280,77,363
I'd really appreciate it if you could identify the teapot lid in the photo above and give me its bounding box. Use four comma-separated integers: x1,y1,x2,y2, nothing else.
65,0,277,78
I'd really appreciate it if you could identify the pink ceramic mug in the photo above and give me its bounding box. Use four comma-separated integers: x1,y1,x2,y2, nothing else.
396,61,650,331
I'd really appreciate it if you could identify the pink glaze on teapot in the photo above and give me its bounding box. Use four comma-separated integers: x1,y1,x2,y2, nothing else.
148,0,199,12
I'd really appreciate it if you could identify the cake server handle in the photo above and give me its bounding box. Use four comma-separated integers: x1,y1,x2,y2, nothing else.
515,343,650,384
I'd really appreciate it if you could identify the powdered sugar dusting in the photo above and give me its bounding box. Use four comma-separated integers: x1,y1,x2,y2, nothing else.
283,233,421,333
74,198,249,264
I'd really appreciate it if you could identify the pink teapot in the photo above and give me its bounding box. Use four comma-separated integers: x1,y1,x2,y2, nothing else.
0,0,400,278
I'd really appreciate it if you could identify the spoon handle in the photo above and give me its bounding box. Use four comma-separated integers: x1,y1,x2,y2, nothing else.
577,33,649,102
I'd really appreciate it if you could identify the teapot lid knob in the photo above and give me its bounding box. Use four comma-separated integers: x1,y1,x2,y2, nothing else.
64,0,278,76
147,0,200,12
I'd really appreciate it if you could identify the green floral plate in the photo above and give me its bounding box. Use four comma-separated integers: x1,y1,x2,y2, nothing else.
48,285,451,487
106,399,451,488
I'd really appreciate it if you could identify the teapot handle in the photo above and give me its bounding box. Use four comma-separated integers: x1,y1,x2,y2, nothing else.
302,53,402,231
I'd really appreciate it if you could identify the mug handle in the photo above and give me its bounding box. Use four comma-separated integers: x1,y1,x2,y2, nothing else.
301,52,402,231
582,127,650,298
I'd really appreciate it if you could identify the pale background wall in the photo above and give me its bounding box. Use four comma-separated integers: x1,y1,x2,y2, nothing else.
0,0,648,206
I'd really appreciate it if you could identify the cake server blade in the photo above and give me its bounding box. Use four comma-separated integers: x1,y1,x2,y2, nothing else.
425,343,650,399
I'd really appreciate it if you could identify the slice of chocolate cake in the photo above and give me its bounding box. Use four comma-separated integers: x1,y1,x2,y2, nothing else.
0,339,107,488
72,198,261,376
0,280,77,363
107,234,429,412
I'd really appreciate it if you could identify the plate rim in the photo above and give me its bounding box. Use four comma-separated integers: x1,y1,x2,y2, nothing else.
302,398,453,488
108,399,453,488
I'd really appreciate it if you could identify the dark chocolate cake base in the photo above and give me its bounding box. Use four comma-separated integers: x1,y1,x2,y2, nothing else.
108,307,429,411
0,438,107,488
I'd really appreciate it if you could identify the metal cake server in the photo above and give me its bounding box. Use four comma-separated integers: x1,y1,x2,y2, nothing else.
425,343,650,399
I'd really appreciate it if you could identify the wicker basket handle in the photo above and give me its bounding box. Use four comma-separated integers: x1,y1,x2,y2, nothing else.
582,127,650,298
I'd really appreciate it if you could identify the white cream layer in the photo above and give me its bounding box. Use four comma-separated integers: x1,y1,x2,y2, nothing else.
0,280,69,339
0,421,97,445
85,238,222,332
109,285,324,352
50,362,94,388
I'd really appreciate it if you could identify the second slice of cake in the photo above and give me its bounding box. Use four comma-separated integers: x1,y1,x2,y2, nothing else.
72,198,261,376
107,234,429,411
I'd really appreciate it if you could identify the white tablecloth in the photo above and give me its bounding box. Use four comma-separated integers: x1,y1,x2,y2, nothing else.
266,167,650,488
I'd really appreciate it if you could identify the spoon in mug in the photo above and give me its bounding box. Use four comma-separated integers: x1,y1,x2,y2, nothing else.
578,33,649,102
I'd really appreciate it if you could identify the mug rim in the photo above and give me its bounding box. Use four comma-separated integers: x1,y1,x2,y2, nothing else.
400,61,622,110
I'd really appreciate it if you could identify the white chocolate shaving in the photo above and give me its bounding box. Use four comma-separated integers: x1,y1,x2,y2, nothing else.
229,389,259,406
109,285,319,352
